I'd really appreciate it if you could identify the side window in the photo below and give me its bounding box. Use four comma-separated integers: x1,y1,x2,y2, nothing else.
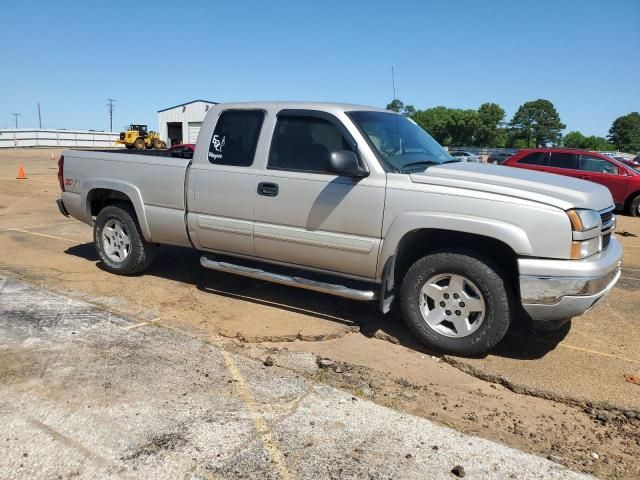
549,152,579,170
268,115,353,173
208,110,265,166
518,152,548,166
580,155,617,174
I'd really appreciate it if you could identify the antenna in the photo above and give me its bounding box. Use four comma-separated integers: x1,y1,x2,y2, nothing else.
11,113,21,129
106,98,116,132
37,103,42,129
391,66,397,100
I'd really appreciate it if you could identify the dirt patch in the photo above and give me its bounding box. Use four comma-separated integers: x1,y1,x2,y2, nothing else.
235,344,640,479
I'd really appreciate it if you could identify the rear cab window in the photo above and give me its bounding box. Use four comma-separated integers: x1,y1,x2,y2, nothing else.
208,110,265,167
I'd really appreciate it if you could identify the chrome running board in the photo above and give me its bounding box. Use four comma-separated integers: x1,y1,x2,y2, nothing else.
200,256,377,301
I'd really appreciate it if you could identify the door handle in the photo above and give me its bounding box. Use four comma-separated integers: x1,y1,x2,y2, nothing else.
257,182,279,197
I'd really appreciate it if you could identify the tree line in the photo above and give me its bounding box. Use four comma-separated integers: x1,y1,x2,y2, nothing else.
386,99,640,154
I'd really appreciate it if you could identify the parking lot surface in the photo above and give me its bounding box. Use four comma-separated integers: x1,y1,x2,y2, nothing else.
1,148,639,478
0,276,591,479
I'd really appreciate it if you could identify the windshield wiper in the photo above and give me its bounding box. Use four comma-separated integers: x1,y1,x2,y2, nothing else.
400,161,440,172
441,159,462,164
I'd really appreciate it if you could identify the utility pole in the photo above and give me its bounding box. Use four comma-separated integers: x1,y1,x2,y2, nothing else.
11,113,21,129
37,103,42,129
106,98,116,132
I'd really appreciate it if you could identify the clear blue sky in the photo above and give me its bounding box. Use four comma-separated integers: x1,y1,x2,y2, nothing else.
1,0,638,136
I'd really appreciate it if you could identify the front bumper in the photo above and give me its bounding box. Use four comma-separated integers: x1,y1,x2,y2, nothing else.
519,238,622,323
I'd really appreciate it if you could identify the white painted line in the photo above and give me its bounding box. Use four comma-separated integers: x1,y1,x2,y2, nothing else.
7,229,77,243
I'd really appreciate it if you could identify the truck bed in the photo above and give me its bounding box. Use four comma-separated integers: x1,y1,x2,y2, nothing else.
60,148,192,247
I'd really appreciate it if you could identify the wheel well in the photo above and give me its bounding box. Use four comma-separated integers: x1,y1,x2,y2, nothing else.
393,229,519,289
88,188,134,217
623,190,640,212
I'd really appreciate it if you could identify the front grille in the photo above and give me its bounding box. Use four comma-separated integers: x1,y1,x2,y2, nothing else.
599,208,615,252
600,210,614,227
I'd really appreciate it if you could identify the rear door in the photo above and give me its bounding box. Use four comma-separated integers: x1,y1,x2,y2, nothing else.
253,110,386,279
578,154,628,204
546,152,582,179
187,109,265,256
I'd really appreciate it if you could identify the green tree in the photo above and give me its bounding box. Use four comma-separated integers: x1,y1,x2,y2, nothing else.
509,99,565,147
563,131,587,148
608,112,640,153
564,131,615,151
412,107,478,146
385,99,416,117
475,102,505,147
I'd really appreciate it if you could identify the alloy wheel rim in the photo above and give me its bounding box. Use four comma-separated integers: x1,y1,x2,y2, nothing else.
101,219,131,263
418,273,486,338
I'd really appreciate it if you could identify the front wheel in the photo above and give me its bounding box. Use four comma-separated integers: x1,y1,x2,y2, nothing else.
629,194,640,217
400,250,513,355
94,204,155,275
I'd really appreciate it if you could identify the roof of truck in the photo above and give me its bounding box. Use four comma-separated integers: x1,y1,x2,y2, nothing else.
212,101,389,114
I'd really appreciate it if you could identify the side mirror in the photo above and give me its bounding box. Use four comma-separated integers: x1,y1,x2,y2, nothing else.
329,150,368,177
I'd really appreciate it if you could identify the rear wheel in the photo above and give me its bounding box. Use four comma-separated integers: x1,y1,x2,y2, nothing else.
629,194,640,217
153,139,165,149
400,250,512,355
134,138,145,150
94,204,154,275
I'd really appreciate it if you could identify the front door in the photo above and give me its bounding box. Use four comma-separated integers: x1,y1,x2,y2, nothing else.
577,154,629,205
253,111,386,279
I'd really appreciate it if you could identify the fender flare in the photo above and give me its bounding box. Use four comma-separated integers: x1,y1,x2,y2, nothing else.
377,211,532,282
83,179,152,241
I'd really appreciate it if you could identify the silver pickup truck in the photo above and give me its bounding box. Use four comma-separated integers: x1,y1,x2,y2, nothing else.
56,102,622,355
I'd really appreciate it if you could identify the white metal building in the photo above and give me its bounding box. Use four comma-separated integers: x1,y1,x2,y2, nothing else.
157,99,218,146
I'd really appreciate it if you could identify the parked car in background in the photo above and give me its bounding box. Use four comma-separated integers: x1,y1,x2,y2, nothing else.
503,148,640,216
619,156,640,169
449,150,481,162
487,152,514,164
168,143,195,159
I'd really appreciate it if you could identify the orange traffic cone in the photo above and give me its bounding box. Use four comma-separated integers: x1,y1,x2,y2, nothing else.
16,165,27,180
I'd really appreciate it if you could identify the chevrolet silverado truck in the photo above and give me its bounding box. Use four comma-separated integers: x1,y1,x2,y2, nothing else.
56,102,622,355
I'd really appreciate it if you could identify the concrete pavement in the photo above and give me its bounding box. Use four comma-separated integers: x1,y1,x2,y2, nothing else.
0,276,590,479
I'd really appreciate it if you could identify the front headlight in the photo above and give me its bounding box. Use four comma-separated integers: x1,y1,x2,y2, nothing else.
567,209,602,259
567,209,601,232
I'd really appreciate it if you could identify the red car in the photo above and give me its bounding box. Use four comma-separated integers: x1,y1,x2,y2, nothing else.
167,143,195,159
503,148,640,216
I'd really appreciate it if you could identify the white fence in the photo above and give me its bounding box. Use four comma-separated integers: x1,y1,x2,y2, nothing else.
0,129,121,148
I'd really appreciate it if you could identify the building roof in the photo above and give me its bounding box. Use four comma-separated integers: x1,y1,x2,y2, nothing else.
157,99,218,113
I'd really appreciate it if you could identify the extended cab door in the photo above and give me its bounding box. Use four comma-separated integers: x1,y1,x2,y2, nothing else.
252,110,386,279
186,109,265,256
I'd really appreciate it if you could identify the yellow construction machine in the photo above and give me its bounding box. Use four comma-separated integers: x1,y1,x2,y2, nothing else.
117,124,166,150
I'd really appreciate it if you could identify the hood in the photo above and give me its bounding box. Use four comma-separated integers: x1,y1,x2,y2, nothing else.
409,162,614,211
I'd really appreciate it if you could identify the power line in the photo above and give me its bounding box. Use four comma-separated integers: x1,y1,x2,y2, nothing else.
11,113,21,129
106,98,116,132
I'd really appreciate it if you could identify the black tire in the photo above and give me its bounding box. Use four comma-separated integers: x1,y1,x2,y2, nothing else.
125,144,134,150
629,194,640,217
153,139,165,149
400,250,513,356
134,138,145,150
94,204,154,275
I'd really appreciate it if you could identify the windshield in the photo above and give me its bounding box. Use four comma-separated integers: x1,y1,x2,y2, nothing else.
347,111,454,172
